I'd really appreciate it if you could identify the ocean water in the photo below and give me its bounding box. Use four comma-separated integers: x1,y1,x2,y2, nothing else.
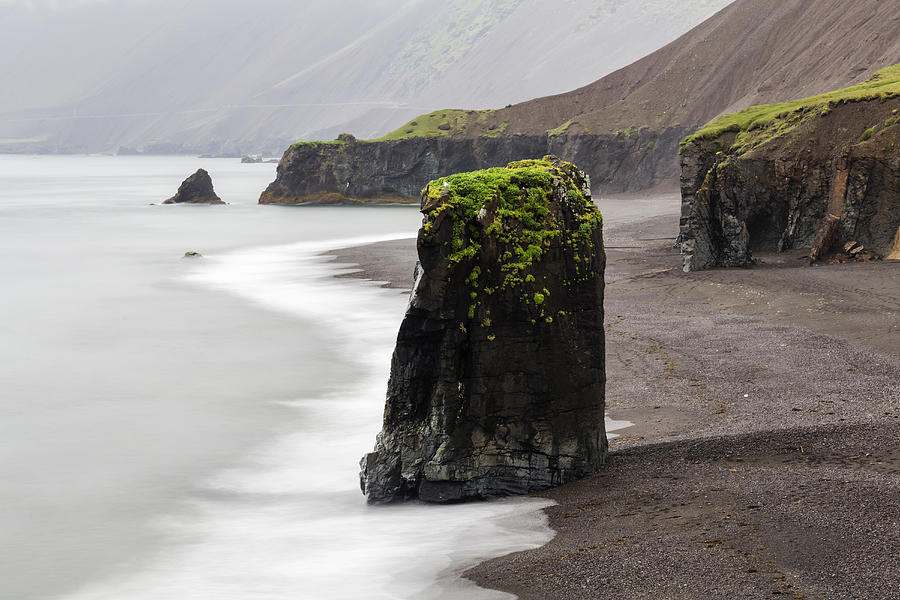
0,155,568,600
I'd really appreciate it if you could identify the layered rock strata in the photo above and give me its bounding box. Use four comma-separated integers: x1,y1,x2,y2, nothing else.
679,68,900,271
360,156,607,504
163,169,224,204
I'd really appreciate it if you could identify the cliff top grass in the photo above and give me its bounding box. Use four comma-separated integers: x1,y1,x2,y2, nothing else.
374,109,508,141
547,120,574,137
421,156,602,298
290,139,348,149
682,64,900,153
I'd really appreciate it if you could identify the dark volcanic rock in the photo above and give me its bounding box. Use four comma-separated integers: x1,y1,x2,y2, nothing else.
257,129,685,205
163,169,225,204
360,156,607,504
259,136,548,205
679,80,900,271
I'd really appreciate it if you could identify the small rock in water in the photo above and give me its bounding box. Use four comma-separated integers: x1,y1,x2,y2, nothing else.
163,169,225,204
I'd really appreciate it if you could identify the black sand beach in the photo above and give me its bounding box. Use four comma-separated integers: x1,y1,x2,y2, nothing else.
330,194,900,599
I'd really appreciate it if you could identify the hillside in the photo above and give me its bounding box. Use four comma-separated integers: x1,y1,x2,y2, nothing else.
386,0,900,139
260,0,900,203
0,0,732,155
679,65,900,271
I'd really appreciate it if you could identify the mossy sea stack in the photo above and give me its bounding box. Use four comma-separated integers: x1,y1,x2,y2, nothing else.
360,156,607,504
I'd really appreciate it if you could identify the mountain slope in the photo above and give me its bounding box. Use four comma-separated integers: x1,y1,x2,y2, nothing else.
0,0,733,155
389,0,900,138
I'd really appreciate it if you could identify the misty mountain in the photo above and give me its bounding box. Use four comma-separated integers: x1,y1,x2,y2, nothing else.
0,0,733,155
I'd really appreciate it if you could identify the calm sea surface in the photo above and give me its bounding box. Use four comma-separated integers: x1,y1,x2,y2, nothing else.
0,155,555,600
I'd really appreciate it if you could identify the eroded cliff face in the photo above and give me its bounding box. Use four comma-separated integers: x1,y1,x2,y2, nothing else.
679,97,900,271
258,128,687,205
550,127,690,193
360,157,607,504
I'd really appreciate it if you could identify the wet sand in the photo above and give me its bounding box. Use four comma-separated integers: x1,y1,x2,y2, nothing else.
329,194,900,599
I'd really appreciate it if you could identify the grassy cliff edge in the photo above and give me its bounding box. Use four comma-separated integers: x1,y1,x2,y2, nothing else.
681,64,900,155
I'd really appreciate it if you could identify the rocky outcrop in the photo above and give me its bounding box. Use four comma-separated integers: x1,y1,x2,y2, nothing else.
260,136,543,205
163,169,224,205
258,128,686,205
360,156,607,504
679,71,900,271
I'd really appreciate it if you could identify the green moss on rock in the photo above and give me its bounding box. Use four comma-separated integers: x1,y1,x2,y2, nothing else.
418,156,602,334
375,109,497,141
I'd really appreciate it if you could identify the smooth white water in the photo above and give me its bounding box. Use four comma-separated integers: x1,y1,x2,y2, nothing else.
0,155,583,600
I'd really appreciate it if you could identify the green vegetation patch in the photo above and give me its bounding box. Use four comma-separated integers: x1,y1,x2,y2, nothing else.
290,139,347,150
375,109,497,141
481,121,510,138
615,126,641,138
547,120,574,137
682,64,900,153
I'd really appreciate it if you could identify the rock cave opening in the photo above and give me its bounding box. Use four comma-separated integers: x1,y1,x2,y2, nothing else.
745,205,788,253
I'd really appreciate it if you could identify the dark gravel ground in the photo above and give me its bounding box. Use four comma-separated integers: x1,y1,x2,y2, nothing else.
329,195,900,600
329,238,418,291
468,423,900,600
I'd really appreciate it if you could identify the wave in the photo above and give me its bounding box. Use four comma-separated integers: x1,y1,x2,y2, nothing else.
60,234,564,600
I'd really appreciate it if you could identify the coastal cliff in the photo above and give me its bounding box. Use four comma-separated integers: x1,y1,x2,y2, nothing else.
679,66,900,271
259,134,546,205
360,157,607,504
258,129,685,205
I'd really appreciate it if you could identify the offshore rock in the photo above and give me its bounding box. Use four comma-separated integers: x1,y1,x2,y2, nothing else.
163,169,224,204
679,68,900,271
360,156,607,504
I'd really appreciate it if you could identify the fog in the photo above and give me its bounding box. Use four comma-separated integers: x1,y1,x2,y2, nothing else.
0,0,733,154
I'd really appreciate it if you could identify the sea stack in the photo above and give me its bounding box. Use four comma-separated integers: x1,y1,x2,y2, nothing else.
360,156,607,504
163,169,224,204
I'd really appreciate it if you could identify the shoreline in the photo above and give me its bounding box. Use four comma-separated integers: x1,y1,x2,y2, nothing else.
327,194,900,599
